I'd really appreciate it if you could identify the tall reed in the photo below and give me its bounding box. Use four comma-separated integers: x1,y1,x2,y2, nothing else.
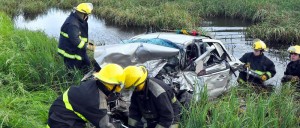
181,83,299,127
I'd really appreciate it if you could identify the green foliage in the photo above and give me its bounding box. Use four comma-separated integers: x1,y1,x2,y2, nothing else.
0,12,13,38
0,73,57,128
0,12,84,91
1,0,300,43
181,84,299,127
247,11,300,44
95,0,197,29
0,12,84,127
0,0,300,127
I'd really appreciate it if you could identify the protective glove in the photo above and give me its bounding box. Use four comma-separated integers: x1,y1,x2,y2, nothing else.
244,63,250,69
281,75,299,83
87,42,95,51
261,74,268,81
238,63,250,72
291,76,299,82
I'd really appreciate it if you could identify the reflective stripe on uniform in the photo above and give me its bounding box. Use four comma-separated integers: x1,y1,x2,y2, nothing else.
155,124,165,128
148,80,165,97
171,96,177,103
170,124,179,128
60,31,88,49
63,88,88,122
77,40,85,48
128,117,138,127
79,36,88,42
254,70,264,75
266,72,271,78
46,124,50,128
255,70,272,78
60,32,69,38
57,48,82,60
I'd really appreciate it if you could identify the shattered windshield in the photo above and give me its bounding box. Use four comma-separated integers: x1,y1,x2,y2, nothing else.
122,38,183,50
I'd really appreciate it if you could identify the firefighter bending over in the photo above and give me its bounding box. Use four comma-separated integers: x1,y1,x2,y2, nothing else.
124,66,181,128
47,64,125,128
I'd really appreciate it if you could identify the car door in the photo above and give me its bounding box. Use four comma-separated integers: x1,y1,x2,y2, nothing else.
194,42,231,98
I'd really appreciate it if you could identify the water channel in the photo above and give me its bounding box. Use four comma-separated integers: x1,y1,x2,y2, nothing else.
14,9,289,86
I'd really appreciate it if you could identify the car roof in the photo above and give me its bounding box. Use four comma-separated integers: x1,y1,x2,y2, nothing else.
130,32,210,46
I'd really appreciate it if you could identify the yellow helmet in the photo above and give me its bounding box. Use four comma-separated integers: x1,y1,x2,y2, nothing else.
93,63,125,85
287,45,300,54
252,39,267,51
74,3,93,14
124,66,148,89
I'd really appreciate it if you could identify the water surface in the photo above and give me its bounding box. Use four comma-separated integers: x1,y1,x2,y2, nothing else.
14,9,289,86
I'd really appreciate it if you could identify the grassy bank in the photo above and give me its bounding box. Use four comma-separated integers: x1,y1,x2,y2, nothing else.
0,12,84,127
1,0,300,44
182,84,299,127
0,1,299,127
0,11,84,91
0,73,57,127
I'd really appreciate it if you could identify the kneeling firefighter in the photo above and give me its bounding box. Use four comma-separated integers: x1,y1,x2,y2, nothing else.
47,64,125,128
281,45,300,91
124,66,181,128
237,39,276,87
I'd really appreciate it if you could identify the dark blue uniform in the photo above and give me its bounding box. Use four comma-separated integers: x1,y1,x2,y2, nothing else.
284,60,300,78
58,12,90,73
128,78,181,128
282,60,300,91
47,80,114,128
238,52,276,86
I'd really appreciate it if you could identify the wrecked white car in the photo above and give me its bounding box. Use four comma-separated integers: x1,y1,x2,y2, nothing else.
94,32,242,101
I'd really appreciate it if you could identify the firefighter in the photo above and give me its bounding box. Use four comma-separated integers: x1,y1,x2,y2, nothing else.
47,63,125,128
281,45,300,90
237,39,276,87
57,3,95,73
124,66,181,128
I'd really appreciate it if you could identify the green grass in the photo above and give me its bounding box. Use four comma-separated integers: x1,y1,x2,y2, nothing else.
0,73,57,127
181,83,299,127
0,12,84,127
1,0,300,43
0,1,300,127
0,12,84,91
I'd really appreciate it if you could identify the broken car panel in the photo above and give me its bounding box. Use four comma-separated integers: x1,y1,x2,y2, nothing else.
94,32,243,99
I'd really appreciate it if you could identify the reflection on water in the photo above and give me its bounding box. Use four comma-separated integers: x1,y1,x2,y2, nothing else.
14,9,289,86
22,11,47,21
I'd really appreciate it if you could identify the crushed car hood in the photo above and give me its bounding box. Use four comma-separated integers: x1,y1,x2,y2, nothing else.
94,43,180,67
93,34,243,100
